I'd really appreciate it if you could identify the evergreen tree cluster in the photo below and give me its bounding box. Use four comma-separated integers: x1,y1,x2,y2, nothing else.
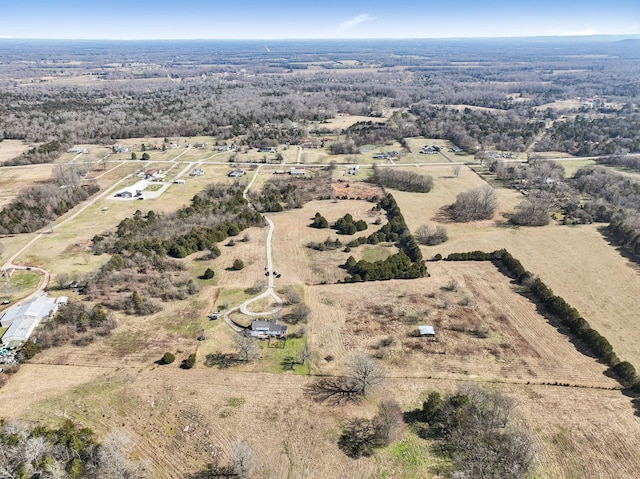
334,213,368,235
342,194,426,282
95,184,263,259
310,212,329,228
254,182,296,212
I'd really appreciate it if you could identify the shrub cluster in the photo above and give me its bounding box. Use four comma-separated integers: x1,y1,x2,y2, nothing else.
307,237,342,251
0,419,149,478
407,385,535,479
415,224,448,246
334,213,368,235
28,302,118,354
310,212,329,228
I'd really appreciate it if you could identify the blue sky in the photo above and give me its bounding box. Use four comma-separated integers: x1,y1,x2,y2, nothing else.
1,0,639,39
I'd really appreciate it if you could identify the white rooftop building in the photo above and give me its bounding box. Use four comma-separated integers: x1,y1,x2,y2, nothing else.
0,295,67,345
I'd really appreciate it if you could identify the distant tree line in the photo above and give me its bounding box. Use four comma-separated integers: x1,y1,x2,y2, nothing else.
573,166,640,258
534,115,640,156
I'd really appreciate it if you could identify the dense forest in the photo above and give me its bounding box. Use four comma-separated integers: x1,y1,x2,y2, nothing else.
1,38,639,158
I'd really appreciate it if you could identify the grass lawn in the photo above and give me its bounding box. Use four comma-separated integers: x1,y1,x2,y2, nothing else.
0,271,41,300
360,245,394,263
257,337,309,374
215,287,252,311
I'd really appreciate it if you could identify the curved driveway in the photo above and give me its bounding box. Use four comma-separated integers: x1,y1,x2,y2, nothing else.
222,168,283,332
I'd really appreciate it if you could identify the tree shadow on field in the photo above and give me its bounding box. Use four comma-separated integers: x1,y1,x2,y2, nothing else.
514,289,605,365
597,225,640,269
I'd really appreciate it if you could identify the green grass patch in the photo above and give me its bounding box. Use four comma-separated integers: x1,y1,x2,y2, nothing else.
244,296,273,313
158,298,208,338
216,287,251,311
107,331,150,355
0,271,40,298
0,327,7,337
375,435,445,479
228,312,253,328
361,245,394,263
389,438,427,468
257,337,309,374
227,397,245,407
564,159,596,178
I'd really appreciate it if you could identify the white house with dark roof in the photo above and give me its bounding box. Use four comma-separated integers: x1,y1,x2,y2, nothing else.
250,320,288,339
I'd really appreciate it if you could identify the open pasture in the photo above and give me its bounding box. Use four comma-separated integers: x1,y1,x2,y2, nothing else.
308,261,617,388
0,163,55,208
268,199,386,285
0,140,34,163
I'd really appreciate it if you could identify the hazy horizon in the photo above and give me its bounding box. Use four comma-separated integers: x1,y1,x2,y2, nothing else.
1,0,639,41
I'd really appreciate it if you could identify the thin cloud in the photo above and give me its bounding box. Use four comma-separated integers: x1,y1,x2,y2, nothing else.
550,28,598,36
339,13,375,32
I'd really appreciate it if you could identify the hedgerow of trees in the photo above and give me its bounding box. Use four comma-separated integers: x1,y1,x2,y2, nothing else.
0,165,100,234
445,249,638,386
372,164,434,193
341,194,426,282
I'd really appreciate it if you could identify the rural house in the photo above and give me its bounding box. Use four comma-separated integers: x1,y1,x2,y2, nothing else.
250,320,288,339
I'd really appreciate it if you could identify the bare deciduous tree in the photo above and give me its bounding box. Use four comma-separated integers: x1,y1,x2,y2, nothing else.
233,334,259,362
347,353,386,397
449,185,497,222
510,191,553,226
415,224,448,245
231,440,256,479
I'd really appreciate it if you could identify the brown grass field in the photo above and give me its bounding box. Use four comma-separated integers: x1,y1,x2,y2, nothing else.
3,137,640,478
0,164,55,208
0,139,34,162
